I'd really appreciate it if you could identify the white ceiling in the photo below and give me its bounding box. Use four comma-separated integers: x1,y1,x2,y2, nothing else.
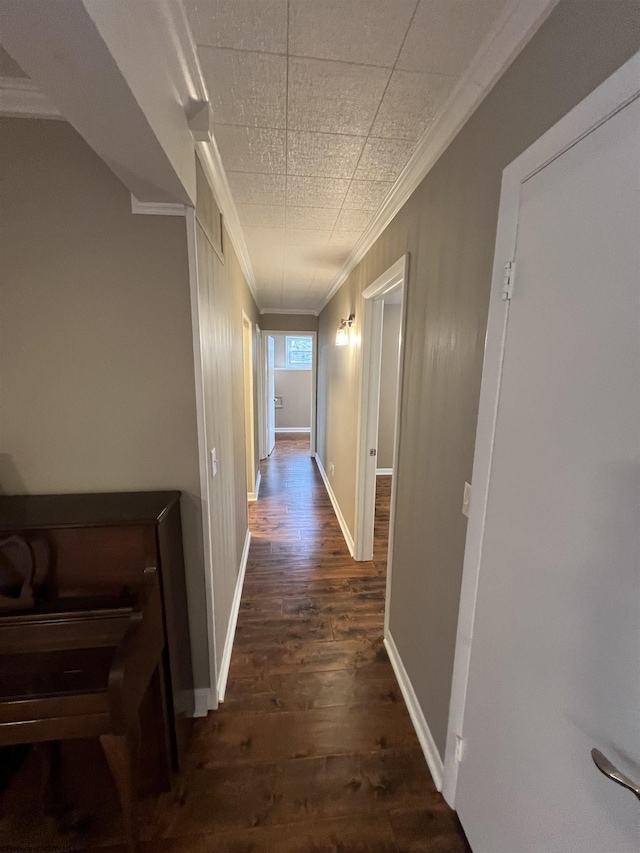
186,0,508,312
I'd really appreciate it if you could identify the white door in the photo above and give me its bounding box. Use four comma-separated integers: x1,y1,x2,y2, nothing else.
455,71,640,852
266,335,276,456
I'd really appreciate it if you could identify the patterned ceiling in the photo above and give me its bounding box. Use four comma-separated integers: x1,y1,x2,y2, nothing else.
185,0,508,312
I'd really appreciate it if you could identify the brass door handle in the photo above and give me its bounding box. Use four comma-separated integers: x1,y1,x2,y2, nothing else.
591,749,640,800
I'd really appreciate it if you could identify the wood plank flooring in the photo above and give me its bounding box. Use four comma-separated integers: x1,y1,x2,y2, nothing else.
0,434,470,852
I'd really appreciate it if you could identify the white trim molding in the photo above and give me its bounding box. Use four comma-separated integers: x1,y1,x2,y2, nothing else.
191,688,213,718
248,470,261,503
131,194,186,216
385,631,444,791
376,468,393,476
275,427,311,434
318,0,561,311
315,454,355,557
0,76,63,119
260,308,319,316
354,255,408,569
216,528,251,703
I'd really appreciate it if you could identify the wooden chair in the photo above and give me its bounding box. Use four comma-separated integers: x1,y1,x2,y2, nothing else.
0,565,168,852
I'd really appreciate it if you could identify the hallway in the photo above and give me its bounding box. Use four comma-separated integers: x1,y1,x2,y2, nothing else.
165,434,470,851
0,435,469,852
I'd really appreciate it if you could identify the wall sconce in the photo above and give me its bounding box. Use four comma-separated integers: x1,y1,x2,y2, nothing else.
336,314,355,346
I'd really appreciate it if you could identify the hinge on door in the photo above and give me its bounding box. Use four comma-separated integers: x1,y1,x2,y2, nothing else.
369,448,377,457
502,261,515,301
455,736,464,763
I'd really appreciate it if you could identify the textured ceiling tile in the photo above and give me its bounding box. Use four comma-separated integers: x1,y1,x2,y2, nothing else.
286,176,350,209
286,206,339,230
284,244,329,270
371,70,456,139
353,137,418,181
335,209,374,232
251,250,285,284
329,230,362,247
288,57,390,136
213,125,286,173
287,131,366,178
397,0,507,75
244,226,287,246
227,173,286,206
199,48,286,127
238,203,286,228
184,0,288,52
283,267,317,288
289,0,416,67
343,180,393,211
285,228,332,246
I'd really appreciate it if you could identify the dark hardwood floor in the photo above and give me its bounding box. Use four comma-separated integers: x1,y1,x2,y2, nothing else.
0,434,469,852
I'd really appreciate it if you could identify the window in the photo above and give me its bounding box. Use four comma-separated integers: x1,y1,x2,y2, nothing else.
285,335,312,369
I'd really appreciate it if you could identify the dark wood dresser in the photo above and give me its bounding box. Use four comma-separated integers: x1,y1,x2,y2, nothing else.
0,491,194,770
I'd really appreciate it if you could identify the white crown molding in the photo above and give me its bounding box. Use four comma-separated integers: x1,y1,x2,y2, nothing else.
260,308,318,316
0,76,63,119
317,0,561,312
159,0,260,305
130,194,186,216
196,140,259,306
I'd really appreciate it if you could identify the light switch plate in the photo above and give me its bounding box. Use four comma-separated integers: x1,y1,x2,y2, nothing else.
462,481,472,518
210,447,218,478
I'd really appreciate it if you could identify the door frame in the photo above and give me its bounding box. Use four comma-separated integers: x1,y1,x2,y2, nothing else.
353,255,408,595
256,325,266,460
442,51,640,808
258,329,318,456
241,310,258,501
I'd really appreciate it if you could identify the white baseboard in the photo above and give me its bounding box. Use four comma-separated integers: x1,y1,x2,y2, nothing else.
248,470,261,503
275,427,311,433
376,468,393,476
384,631,444,791
191,688,213,718
217,528,251,702
314,453,355,557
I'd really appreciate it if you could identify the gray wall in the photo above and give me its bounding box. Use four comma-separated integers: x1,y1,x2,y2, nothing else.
377,303,402,470
260,313,318,332
0,117,207,683
193,157,260,683
316,0,640,758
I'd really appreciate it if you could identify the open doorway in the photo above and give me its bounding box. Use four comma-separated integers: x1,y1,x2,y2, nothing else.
241,311,257,501
354,257,408,630
259,330,317,459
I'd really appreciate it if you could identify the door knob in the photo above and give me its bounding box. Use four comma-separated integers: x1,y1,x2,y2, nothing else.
591,749,640,801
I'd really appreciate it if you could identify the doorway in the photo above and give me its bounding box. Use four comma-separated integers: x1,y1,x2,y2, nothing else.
241,311,257,501
445,55,640,852
259,330,318,459
353,256,408,634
